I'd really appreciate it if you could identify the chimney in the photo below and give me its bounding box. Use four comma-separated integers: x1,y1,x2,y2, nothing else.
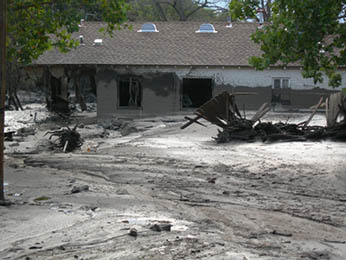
257,8,265,25
226,17,232,28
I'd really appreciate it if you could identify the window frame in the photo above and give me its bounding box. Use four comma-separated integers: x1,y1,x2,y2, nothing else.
117,76,142,109
272,77,290,89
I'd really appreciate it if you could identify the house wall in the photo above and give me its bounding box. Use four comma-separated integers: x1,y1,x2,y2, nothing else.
94,66,345,118
96,68,180,119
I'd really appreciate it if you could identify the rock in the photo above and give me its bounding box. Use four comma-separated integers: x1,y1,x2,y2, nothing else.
16,127,36,137
128,227,138,237
116,188,130,195
207,177,217,184
78,123,85,129
222,190,230,195
150,223,172,232
71,185,89,194
120,123,138,136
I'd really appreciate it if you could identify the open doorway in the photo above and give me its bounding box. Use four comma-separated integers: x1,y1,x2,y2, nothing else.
182,78,212,108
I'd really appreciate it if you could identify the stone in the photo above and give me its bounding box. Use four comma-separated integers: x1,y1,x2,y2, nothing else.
128,227,138,237
71,185,89,194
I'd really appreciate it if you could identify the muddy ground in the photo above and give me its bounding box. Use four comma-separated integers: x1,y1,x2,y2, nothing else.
1,105,346,260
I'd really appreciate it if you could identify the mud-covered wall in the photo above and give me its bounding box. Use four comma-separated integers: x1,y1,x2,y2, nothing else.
290,88,339,108
95,66,346,118
141,73,179,114
96,68,179,119
96,69,118,119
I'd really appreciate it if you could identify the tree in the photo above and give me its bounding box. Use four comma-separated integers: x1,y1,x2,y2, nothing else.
0,0,129,203
127,0,228,21
230,0,346,87
229,0,272,22
8,0,129,64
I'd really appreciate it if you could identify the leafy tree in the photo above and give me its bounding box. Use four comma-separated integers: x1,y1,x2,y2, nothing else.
0,0,129,203
127,0,228,21
8,0,129,64
230,0,346,87
229,0,272,22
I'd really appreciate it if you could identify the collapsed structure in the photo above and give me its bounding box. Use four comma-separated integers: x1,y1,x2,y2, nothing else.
29,21,345,118
182,91,346,143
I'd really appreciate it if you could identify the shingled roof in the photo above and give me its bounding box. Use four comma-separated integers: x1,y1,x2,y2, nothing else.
35,21,263,67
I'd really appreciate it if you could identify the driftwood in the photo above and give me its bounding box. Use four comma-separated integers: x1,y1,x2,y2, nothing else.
182,91,346,144
45,124,83,152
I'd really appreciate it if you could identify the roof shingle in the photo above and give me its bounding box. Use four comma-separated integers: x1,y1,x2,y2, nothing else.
35,21,262,67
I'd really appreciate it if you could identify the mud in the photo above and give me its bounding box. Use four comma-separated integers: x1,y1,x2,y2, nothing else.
1,109,346,260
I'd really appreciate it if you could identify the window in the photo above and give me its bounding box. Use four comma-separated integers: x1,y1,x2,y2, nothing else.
118,77,142,108
273,78,290,89
272,78,291,105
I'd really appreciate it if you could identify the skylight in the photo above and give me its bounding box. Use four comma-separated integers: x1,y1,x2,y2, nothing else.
138,23,159,32
196,23,217,33
93,39,103,46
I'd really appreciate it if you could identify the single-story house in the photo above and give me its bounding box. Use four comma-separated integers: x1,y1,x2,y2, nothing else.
32,21,345,118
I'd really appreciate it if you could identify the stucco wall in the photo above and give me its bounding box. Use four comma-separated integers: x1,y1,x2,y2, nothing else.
96,68,180,119
96,66,345,118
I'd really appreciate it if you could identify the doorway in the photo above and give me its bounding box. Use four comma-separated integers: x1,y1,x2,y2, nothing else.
182,78,212,108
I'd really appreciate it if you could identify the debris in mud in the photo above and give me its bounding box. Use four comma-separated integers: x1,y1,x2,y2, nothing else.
71,185,89,194
182,91,346,143
116,188,130,195
4,131,15,141
120,122,138,136
16,126,36,137
45,124,83,152
128,227,138,237
149,223,172,232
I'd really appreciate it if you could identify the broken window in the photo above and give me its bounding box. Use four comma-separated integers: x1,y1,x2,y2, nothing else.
118,77,142,108
182,78,212,108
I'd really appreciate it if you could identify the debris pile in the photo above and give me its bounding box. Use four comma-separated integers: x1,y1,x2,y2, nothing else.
182,91,346,143
45,124,83,152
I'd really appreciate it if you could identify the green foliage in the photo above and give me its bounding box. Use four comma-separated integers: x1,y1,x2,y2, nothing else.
127,0,227,21
230,0,346,87
8,0,129,64
229,0,259,21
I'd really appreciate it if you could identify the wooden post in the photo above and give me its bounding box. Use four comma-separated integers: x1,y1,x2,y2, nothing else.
0,0,7,202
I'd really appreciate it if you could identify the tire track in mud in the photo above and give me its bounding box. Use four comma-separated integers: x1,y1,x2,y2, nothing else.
16,152,346,259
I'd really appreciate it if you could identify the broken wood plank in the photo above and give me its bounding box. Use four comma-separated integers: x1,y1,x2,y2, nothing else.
180,115,202,129
301,97,324,127
326,92,343,127
250,103,270,122
184,116,206,127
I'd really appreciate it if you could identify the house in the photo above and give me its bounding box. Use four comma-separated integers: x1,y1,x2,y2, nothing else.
32,21,345,119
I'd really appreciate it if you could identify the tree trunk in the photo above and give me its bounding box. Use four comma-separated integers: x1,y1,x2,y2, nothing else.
0,0,7,202
75,72,87,111
152,0,168,21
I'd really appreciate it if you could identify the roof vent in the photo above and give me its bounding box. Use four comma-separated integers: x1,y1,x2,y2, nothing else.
93,39,103,46
79,35,85,45
138,23,159,32
196,23,217,33
78,19,85,28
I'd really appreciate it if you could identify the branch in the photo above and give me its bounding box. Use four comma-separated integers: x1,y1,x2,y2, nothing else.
12,0,56,11
185,0,209,20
